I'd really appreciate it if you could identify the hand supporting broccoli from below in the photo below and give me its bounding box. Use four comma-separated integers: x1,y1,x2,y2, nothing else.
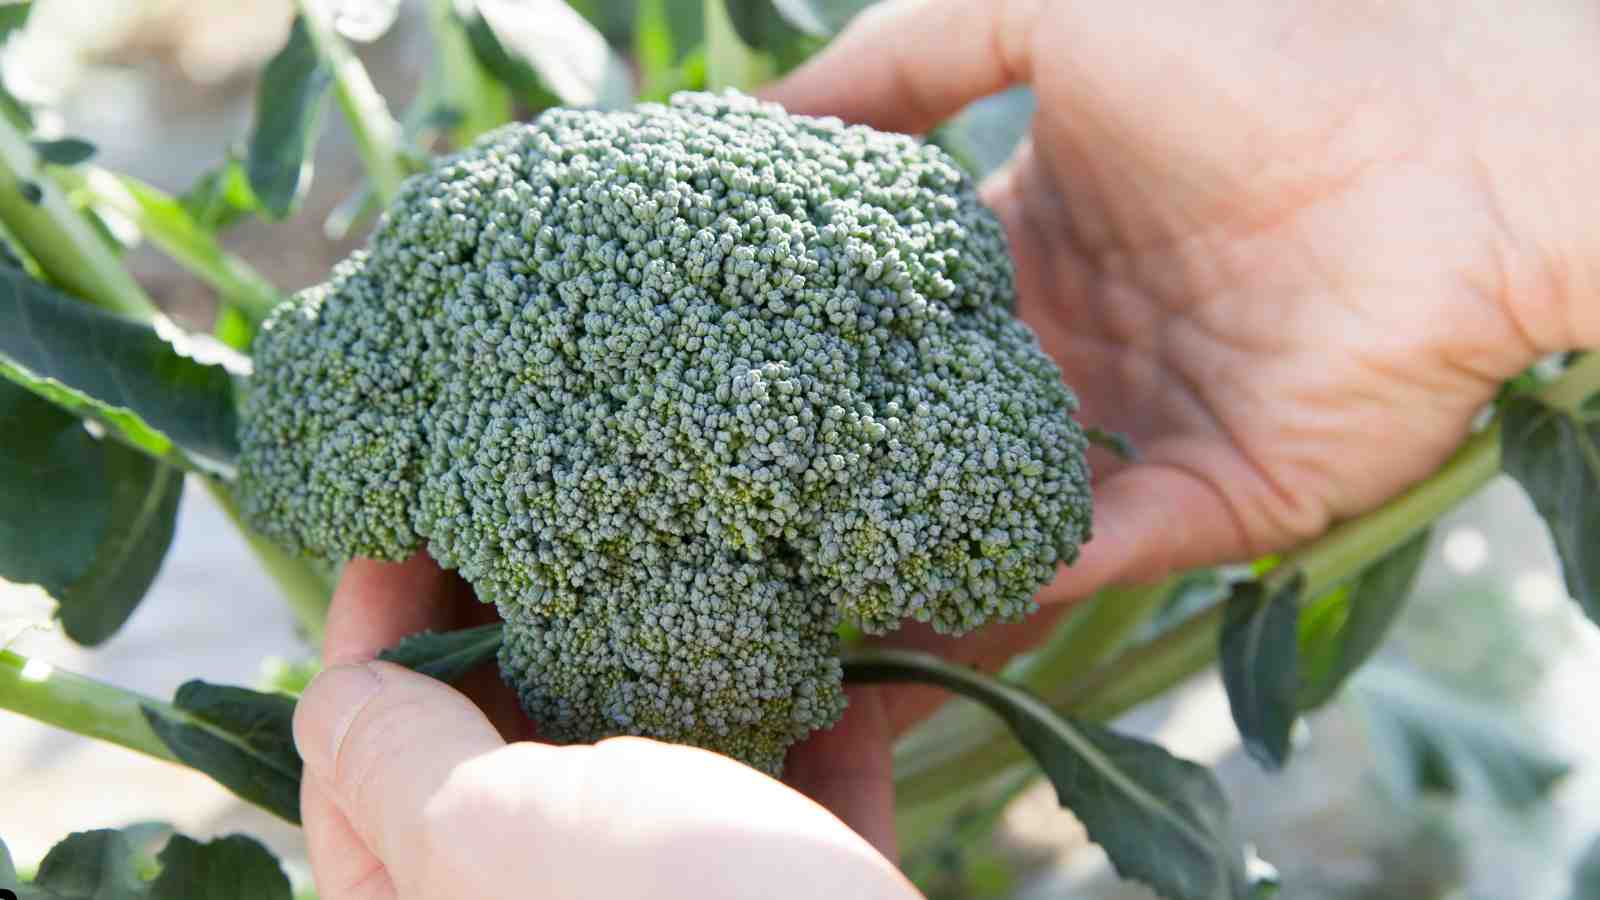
238,90,1092,772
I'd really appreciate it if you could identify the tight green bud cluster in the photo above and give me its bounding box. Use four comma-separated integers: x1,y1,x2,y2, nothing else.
238,91,1091,772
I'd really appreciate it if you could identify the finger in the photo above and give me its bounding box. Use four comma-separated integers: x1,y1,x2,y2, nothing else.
324,554,466,666
760,0,1035,133
301,776,396,900
783,686,898,860
293,661,506,887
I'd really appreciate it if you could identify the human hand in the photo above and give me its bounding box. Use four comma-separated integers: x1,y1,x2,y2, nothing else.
763,0,1600,725
293,556,918,900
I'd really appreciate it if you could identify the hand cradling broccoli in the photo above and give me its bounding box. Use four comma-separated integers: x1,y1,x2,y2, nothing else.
237,90,1091,773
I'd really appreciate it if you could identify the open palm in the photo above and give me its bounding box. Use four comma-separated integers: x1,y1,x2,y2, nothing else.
762,0,1600,835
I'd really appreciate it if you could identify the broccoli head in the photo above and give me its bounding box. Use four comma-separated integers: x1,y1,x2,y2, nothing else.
238,91,1092,773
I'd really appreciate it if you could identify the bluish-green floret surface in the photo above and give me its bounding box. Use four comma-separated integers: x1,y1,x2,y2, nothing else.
238,91,1092,773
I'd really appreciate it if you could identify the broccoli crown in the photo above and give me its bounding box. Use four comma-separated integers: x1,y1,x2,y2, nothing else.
238,91,1091,772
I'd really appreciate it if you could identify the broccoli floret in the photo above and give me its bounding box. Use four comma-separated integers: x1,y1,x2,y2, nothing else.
237,90,1092,773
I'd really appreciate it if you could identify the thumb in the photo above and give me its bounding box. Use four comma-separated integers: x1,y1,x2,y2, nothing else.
761,0,1033,133
293,661,505,872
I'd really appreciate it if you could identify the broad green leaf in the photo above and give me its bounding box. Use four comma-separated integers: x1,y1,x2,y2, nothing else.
724,0,810,49
29,138,94,167
0,260,242,475
30,830,144,900
378,622,504,684
1355,661,1568,810
140,683,303,824
768,0,877,36
846,649,1258,900
0,380,182,646
1219,575,1303,770
246,15,334,219
146,835,290,900
466,0,634,109
1296,527,1431,710
457,4,563,111
1501,391,1600,624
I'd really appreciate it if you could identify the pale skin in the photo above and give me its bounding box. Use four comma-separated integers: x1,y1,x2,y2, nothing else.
293,1,1600,896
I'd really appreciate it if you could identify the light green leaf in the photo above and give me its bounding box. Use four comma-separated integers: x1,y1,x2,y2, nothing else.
0,260,242,475
847,649,1259,900
1219,575,1303,770
140,683,303,825
1501,391,1600,624
1296,527,1430,710
246,15,333,219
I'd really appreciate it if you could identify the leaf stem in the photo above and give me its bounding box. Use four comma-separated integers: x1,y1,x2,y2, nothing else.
0,649,178,763
296,0,411,206
68,169,283,324
702,0,772,91
206,481,332,642
0,117,154,317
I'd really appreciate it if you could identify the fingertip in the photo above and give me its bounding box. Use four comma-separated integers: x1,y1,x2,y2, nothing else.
294,662,385,780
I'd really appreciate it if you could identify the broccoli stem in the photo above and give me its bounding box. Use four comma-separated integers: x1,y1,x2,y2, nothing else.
893,352,1600,809
207,482,333,643
0,649,179,764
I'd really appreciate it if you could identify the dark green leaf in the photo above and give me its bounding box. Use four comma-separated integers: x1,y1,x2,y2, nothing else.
17,181,40,205
378,622,504,684
140,683,303,824
30,138,95,167
846,649,1258,900
1296,527,1430,710
769,0,877,36
146,835,290,900
1219,575,1303,770
0,260,241,475
1502,391,1600,623
31,830,144,900
0,381,182,646
246,15,333,219
1356,661,1568,810
0,2,31,33
1574,832,1600,900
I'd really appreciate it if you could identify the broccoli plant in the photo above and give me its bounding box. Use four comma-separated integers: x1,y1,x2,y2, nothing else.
1,2,1599,899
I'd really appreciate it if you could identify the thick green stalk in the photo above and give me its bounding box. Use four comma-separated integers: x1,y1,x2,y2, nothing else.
207,482,332,642
0,117,153,316
0,649,177,763
68,169,282,324
297,0,410,206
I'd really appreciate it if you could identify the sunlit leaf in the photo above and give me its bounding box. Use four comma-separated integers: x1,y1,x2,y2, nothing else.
378,622,503,684
466,0,634,109
0,262,242,475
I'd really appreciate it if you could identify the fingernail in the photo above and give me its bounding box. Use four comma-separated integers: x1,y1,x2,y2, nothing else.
294,663,383,776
